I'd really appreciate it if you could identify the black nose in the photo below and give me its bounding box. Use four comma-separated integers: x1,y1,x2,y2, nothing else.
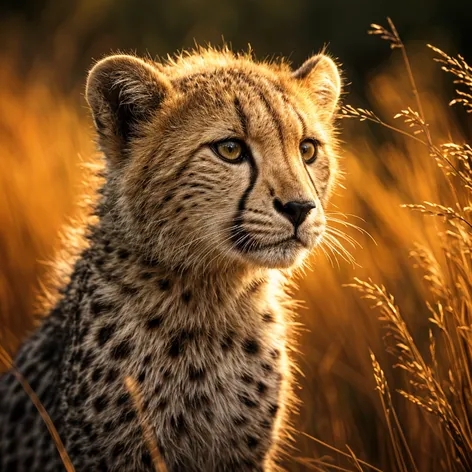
273,198,316,227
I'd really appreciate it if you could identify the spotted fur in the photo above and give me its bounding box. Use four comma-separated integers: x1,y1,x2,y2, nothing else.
0,47,342,471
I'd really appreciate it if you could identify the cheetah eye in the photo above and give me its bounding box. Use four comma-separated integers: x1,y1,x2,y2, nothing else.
300,139,319,164
212,140,244,163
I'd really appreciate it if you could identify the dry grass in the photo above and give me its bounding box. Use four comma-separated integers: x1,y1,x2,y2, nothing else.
0,345,75,471
0,20,470,471
292,20,471,472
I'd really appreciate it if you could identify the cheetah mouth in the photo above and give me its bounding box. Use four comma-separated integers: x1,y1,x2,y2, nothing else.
232,229,307,253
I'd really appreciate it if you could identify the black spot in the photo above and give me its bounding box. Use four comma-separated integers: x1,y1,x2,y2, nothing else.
141,255,159,268
154,384,162,395
118,248,130,259
71,393,81,407
23,456,34,469
182,291,192,304
40,338,57,363
233,415,248,426
80,351,94,371
204,409,214,423
189,365,206,381
156,398,168,411
256,381,268,396
104,244,114,254
261,362,273,373
138,370,146,383
105,367,119,383
158,279,171,291
91,300,112,317
270,349,280,359
89,446,100,456
242,459,257,469
143,354,153,365
103,420,115,433
9,400,25,422
78,382,90,400
96,324,116,347
162,368,172,379
247,435,259,449
168,338,183,358
142,450,152,467
243,339,260,355
83,423,93,436
68,443,83,457
116,393,130,407
175,206,182,214
269,403,279,417
147,316,163,329
241,374,254,384
262,312,274,323
163,191,174,203
20,414,34,432
120,283,138,297
120,409,136,423
170,413,187,437
221,332,235,351
73,348,84,367
185,392,210,409
98,459,109,471
112,442,126,457
140,272,153,280
91,367,103,383
93,395,108,413
111,340,132,359
25,437,35,448
239,394,258,408
79,324,90,340
261,419,271,429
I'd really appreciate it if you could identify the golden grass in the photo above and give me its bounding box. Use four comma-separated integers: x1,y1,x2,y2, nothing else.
0,20,470,471
292,20,471,472
125,377,168,472
0,345,75,471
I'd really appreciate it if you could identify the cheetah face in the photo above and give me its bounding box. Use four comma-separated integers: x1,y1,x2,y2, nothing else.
86,51,341,271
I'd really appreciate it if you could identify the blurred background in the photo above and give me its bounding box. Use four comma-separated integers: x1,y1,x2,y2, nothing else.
1,1,472,471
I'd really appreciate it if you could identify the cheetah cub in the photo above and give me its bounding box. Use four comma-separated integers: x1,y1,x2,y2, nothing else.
0,48,342,471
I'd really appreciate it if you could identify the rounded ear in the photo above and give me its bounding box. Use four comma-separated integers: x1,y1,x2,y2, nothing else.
292,54,341,119
86,54,172,163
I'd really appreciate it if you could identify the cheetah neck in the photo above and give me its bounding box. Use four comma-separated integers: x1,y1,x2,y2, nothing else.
56,212,291,470
82,215,285,332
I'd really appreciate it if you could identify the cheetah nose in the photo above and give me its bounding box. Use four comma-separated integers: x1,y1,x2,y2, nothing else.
273,198,316,227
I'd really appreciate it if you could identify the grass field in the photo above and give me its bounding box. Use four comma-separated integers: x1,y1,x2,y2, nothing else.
0,21,471,471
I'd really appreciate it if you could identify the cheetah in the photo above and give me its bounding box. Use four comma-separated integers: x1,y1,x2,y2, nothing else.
0,47,342,471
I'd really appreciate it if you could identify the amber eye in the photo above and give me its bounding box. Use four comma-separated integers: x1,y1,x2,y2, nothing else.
213,140,244,162
300,139,319,164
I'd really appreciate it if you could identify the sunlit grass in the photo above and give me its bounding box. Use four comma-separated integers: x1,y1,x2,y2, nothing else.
294,20,471,472
0,20,470,471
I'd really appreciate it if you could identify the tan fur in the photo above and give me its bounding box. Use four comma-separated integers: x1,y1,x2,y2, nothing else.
0,47,342,471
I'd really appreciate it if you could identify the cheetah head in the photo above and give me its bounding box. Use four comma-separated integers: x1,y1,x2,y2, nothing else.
86,49,341,271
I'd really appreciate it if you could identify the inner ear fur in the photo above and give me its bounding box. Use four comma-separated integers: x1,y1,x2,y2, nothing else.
292,54,341,119
86,54,171,161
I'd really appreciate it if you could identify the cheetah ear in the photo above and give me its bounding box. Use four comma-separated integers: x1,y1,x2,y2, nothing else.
292,54,341,119
86,54,172,162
